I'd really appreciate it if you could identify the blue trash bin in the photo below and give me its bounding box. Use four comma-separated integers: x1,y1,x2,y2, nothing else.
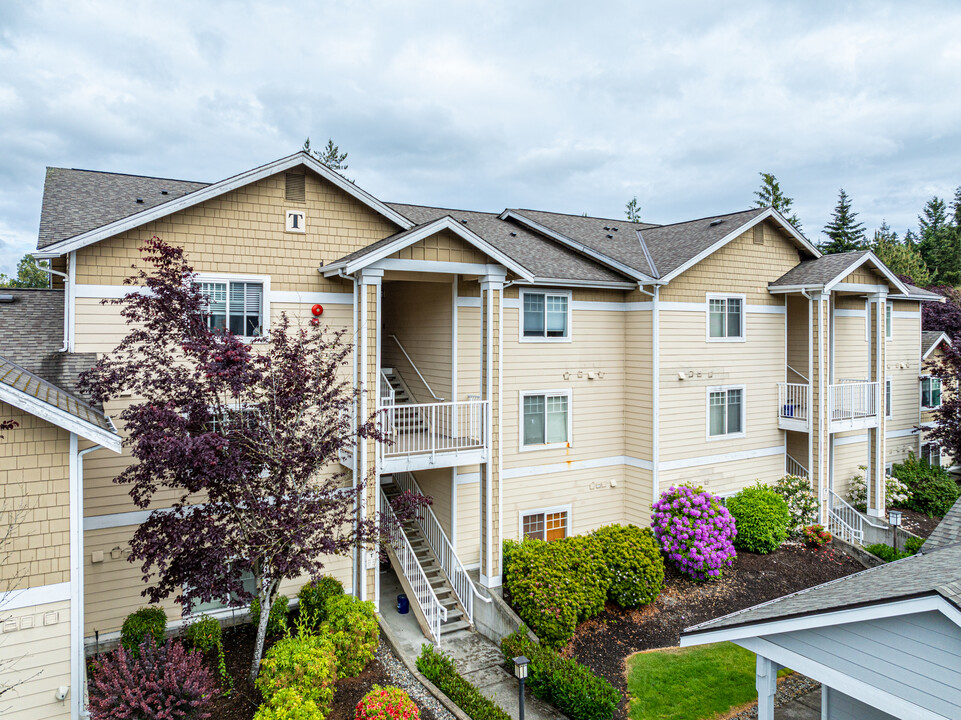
397,594,409,614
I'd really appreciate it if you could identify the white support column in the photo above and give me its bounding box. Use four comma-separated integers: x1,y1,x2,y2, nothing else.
756,654,778,720
868,292,887,517
813,292,829,524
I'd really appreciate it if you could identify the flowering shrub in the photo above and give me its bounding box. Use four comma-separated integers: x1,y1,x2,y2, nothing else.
355,686,421,720
802,524,831,548
650,484,737,580
256,634,337,715
88,636,217,719
589,524,664,608
772,475,819,534
297,576,344,631
847,465,912,512
120,607,167,657
322,594,379,677
727,484,790,554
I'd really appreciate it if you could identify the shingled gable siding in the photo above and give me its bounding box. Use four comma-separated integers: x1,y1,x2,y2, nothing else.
387,228,490,265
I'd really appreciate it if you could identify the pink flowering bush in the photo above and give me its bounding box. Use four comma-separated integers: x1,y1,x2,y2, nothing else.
650,484,737,580
355,685,420,720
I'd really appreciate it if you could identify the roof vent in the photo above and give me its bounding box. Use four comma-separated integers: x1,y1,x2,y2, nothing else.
603,226,610,231
0,294,14,303
460,219,468,224
510,232,517,237
612,227,619,231
161,189,169,195
285,172,306,203
606,234,613,239
710,219,723,227
135,198,144,204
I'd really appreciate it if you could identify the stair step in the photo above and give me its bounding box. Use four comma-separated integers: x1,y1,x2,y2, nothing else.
441,619,471,634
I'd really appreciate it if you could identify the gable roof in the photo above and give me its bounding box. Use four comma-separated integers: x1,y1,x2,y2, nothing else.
769,250,913,296
34,152,413,257
924,497,961,553
0,355,121,452
923,330,953,359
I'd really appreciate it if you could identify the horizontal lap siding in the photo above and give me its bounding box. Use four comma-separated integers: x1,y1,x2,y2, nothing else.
382,281,452,402
832,434,869,498
833,305,869,381
886,306,922,466
659,454,784,497
454,479,480,566
625,310,652,458
1,599,71,720
624,466,654,525
786,295,808,381
823,687,898,720
457,302,481,401
412,468,453,538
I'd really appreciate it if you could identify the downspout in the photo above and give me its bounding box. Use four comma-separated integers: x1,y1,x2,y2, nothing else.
33,256,70,352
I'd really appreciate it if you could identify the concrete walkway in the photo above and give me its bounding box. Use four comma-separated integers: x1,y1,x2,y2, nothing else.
775,687,820,719
380,568,565,720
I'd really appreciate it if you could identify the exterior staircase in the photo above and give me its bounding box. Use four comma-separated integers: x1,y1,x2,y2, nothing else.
381,368,430,435
382,480,472,637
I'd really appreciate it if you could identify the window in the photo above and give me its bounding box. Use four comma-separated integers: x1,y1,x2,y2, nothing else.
922,377,943,408
199,280,264,337
522,290,570,340
922,443,943,468
187,567,257,614
885,377,892,418
708,387,743,437
522,392,570,447
885,303,892,340
707,295,744,340
521,509,569,541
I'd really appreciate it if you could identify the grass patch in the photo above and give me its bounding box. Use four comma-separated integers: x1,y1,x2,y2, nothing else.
626,642,789,720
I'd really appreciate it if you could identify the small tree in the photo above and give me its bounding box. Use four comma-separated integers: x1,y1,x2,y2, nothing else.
79,238,384,683
0,254,49,288
754,172,802,230
871,221,930,287
624,197,642,223
303,137,348,173
821,188,866,254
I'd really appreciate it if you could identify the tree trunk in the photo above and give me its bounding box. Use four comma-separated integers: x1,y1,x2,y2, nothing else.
248,583,276,685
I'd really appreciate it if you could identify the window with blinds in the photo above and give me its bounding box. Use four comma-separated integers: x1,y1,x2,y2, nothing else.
522,290,570,339
199,280,264,337
523,392,569,446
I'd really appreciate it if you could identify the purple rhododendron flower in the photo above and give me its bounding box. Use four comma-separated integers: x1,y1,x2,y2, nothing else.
650,484,737,580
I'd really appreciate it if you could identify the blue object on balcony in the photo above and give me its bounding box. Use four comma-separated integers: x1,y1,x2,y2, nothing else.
782,404,795,418
397,594,409,614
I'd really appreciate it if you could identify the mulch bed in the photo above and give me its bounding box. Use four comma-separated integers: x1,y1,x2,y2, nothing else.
545,543,864,720
891,507,941,538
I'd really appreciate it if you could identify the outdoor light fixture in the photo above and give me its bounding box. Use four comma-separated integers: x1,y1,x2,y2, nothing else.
513,655,530,720
889,509,902,554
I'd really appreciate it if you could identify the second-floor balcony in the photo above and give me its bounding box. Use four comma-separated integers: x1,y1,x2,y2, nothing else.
778,380,881,433
379,399,490,472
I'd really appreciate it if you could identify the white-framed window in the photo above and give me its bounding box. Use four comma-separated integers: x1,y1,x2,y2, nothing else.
197,274,269,338
884,461,893,475
520,390,571,449
520,506,571,542
708,386,744,439
922,443,943,468
706,294,745,341
885,302,892,340
921,377,943,409
885,377,892,419
521,289,571,341
186,567,257,614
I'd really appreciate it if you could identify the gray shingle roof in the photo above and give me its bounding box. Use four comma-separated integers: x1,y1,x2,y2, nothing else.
923,331,951,357
769,251,870,287
0,355,114,433
38,167,208,249
901,283,943,300
924,497,961,553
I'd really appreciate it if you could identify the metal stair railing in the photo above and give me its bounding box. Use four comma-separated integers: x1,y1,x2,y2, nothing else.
379,487,446,644
380,371,396,407
785,454,808,478
392,472,491,627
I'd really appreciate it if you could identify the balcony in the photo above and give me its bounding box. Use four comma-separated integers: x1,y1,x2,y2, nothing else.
829,380,880,432
379,399,489,472
777,382,810,431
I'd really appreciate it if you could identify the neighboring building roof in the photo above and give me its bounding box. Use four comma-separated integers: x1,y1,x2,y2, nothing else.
923,330,953,359
900,283,945,301
0,355,120,451
770,251,871,287
924,497,961,553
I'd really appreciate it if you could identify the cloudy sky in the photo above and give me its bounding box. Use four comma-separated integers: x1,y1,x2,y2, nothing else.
1,1,960,275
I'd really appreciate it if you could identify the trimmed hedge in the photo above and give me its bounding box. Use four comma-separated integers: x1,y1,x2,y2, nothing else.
727,484,790,554
892,454,960,517
256,634,338,717
501,630,620,720
254,687,325,720
298,576,344,630
322,594,379,677
416,644,511,720
865,543,911,563
589,524,664,608
251,594,289,636
121,607,167,657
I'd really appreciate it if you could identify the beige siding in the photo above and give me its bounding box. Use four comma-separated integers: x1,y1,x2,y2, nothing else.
411,468,454,538
1,599,71,720
659,453,785,498
833,295,870,381
624,466,654,526
833,435,870,499
454,476,480,566
625,308,653,459
885,301,923,466
389,229,489,264
786,295,809,382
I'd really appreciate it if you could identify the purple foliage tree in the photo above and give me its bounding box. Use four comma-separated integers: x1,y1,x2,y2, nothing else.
924,339,961,463
922,285,961,340
80,237,385,682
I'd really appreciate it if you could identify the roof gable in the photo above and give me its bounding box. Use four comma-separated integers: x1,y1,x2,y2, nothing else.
923,331,952,360
770,250,912,296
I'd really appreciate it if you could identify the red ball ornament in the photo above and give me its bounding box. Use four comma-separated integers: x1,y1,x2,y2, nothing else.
311,304,324,316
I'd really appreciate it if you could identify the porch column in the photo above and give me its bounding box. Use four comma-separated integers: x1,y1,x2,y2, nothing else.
811,292,830,524
868,292,887,517
479,271,504,587
756,654,778,720
358,268,383,602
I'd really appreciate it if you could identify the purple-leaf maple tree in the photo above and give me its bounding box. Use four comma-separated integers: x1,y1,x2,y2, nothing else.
922,285,961,340
924,339,961,463
80,237,385,683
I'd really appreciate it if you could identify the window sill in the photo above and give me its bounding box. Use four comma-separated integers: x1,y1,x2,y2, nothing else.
519,442,572,453
707,432,745,442
519,336,572,343
706,337,746,343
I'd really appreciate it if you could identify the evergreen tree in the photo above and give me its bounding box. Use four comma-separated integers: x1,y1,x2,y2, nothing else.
871,220,930,286
0,254,49,288
303,137,348,172
918,196,961,285
624,197,642,223
820,189,866,254
753,172,802,230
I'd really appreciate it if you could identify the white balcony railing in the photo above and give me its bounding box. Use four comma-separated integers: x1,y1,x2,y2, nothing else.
380,400,488,459
829,381,880,423
778,383,810,423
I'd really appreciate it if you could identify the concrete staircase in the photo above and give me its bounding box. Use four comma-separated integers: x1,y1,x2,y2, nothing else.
382,480,471,637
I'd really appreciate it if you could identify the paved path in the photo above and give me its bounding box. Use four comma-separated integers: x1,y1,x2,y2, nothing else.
775,687,821,719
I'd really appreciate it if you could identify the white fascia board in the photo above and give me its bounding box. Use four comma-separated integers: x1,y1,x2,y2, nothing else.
823,251,912,296
498,210,653,282
768,284,826,294
0,383,121,452
680,594,954,646
0,581,71,610
34,153,412,258
512,278,636,290
923,332,953,360
658,208,820,285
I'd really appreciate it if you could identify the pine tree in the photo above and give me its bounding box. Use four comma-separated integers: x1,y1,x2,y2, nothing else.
303,137,348,172
753,172,802,230
820,189,865,254
919,196,961,285
624,197,642,223
0,254,49,288
871,220,930,286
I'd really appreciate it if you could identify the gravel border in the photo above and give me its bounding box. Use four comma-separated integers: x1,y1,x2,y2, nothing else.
376,642,457,720
727,674,820,719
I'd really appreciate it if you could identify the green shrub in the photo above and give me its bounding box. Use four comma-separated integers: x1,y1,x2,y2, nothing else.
416,644,511,720
590,524,664,608
502,539,521,576
892,454,960,517
256,634,337,714
297,576,344,630
847,467,912,511
503,536,608,648
183,614,230,687
865,543,911,563
250,594,289,636
727,484,790,554
253,687,325,720
772,475,819,534
501,630,620,720
121,607,167,656
321,594,379,677
905,536,926,555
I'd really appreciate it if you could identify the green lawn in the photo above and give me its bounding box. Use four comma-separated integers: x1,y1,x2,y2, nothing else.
626,642,789,720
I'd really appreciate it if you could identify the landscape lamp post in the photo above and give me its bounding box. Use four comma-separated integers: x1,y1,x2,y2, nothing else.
513,655,529,720
889,509,902,554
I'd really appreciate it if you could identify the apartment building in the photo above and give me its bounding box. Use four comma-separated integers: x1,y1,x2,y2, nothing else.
0,152,943,719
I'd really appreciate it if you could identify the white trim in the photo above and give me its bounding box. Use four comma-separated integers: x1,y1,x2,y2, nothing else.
518,288,572,343
67,251,76,352
465,296,783,314
920,375,943,410
652,285,660,502
705,293,747,342
456,296,481,308
892,310,921,319
518,389,573,452
518,504,572,541
368,258,513,278
885,376,892,419
706,384,746,441
84,508,157,530
0,382,121,452
834,308,866,318
660,444,784,471
74,283,149,299
0,581,71,611
455,471,481,484
69,435,80,720
451,277,458,401
832,282,890,293
269,290,354,305
35,152,412,258
885,301,893,341
512,277,636,290
922,332,953,360
196,271,271,339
